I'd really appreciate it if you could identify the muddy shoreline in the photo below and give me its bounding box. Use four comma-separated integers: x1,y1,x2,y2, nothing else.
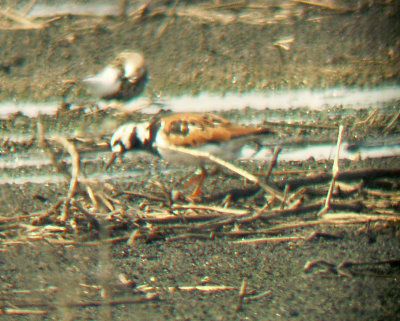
1,104,399,320
1,2,400,102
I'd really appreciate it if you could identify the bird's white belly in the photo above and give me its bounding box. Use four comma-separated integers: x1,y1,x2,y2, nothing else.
155,137,241,165
83,65,122,97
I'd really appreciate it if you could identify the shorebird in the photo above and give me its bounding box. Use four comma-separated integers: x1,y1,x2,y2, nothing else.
107,112,276,197
83,51,147,100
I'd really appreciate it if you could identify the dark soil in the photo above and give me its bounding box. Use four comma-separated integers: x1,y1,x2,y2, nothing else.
1,1,400,320
1,1,400,101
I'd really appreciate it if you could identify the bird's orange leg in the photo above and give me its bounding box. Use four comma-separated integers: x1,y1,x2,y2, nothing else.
182,167,207,198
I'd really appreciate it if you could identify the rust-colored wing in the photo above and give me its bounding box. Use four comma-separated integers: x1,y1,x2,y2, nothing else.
159,112,273,147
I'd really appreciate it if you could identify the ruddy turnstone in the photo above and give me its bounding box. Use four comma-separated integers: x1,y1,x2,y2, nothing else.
83,51,147,100
108,112,276,197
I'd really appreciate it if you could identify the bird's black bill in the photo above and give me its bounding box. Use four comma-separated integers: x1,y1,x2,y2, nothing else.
104,152,118,171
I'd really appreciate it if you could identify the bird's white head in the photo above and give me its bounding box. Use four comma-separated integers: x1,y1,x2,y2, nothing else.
110,122,150,153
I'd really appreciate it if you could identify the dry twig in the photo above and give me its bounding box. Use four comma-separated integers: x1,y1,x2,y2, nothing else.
304,258,400,277
235,278,247,312
384,110,400,132
265,146,282,181
244,289,272,302
318,125,345,216
287,0,353,11
51,136,81,221
0,7,46,30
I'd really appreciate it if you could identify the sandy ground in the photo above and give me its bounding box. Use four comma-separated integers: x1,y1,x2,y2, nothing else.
1,0,400,101
1,1,400,320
